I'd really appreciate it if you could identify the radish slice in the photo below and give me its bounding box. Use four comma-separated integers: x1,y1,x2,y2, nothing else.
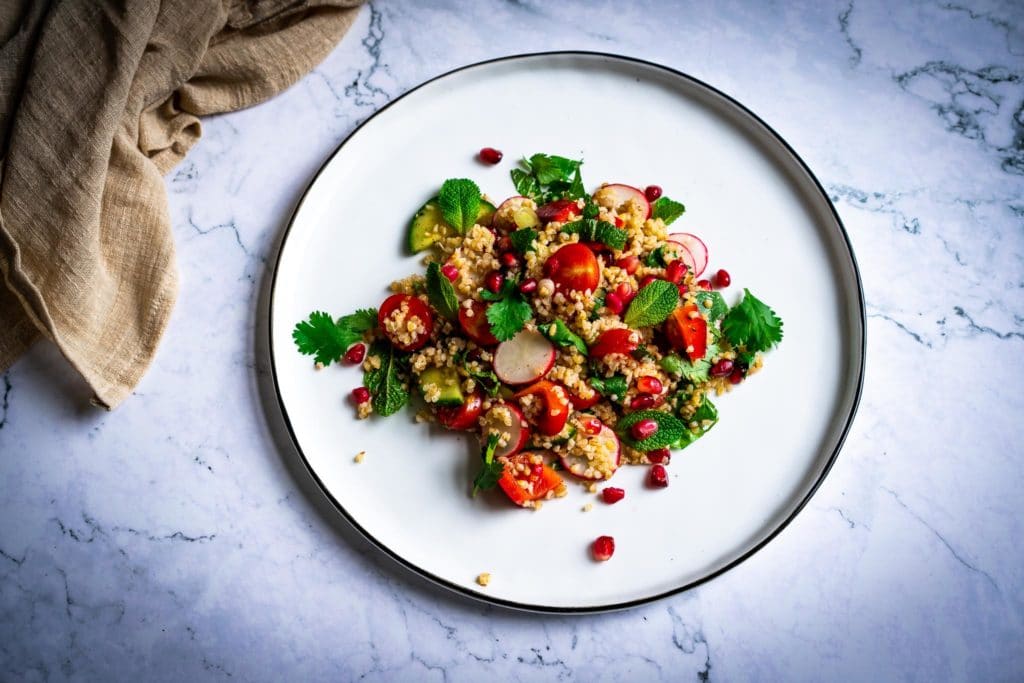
667,232,708,277
481,403,530,458
664,240,697,274
492,196,540,232
493,329,555,385
560,422,621,480
592,184,651,219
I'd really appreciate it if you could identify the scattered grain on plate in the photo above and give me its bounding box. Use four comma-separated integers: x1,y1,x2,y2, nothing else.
353,451,366,464
582,503,594,513
314,361,324,370
476,572,491,587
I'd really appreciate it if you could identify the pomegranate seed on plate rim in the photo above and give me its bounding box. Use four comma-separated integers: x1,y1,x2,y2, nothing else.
649,464,669,487
592,535,615,561
601,487,625,504
479,147,503,164
644,185,662,201
351,387,370,404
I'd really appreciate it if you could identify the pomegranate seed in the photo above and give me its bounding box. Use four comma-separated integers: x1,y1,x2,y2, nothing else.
677,283,689,296
495,236,512,252
605,292,624,315
664,260,685,284
592,535,615,561
647,448,671,464
630,394,656,410
582,416,603,435
639,275,658,289
636,375,663,395
716,268,731,288
613,217,624,228
485,270,504,293
696,279,711,290
500,251,519,269
729,368,744,385
614,282,634,303
479,147,503,164
531,463,544,477
343,343,366,364
630,418,659,441
615,255,640,274
441,264,459,282
644,185,662,201
649,464,669,487
602,487,625,504
351,387,370,405
710,359,734,378
518,278,538,294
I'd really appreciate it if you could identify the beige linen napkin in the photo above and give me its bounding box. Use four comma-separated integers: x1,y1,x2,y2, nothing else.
0,0,362,408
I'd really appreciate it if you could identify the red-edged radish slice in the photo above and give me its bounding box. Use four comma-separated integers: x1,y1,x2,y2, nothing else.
560,422,621,480
481,403,530,458
664,240,698,275
492,196,540,232
592,184,651,219
667,232,708,277
493,329,555,385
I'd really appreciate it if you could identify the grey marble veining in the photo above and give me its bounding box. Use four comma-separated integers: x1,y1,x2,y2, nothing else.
2,1,1022,680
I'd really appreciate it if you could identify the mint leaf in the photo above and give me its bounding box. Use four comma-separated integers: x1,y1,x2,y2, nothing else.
561,219,627,251
472,433,504,495
616,409,687,450
582,199,600,219
509,228,538,255
694,291,728,323
510,168,540,200
293,309,376,366
722,288,783,353
541,319,587,355
485,290,532,341
438,178,481,234
623,280,679,328
364,343,409,416
589,374,628,399
425,262,459,320
652,197,686,225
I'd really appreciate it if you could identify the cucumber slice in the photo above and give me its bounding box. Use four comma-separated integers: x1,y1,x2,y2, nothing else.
407,198,496,253
418,367,464,407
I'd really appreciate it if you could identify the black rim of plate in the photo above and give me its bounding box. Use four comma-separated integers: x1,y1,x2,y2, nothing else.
268,51,867,614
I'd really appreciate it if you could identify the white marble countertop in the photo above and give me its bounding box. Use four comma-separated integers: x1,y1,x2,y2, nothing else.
2,1,1022,680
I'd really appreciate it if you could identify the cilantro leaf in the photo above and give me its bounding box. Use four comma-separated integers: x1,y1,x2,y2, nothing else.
512,153,586,204
425,262,459,320
472,433,504,496
293,309,376,366
528,154,581,185
659,354,685,376
677,341,719,384
690,397,719,433
567,166,585,200
510,168,540,200
623,280,679,328
541,319,588,355
644,245,667,268
616,409,687,450
560,219,627,251
509,228,538,255
693,291,728,323
363,343,409,416
589,374,628,400
438,178,481,234
652,197,686,225
485,289,532,341
721,288,784,353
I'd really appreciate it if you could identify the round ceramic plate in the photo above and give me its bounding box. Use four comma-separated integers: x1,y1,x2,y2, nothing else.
269,52,864,612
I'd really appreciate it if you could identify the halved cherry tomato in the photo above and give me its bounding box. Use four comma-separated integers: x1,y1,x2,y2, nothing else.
436,391,483,431
536,198,580,224
543,243,600,293
497,453,564,506
378,294,434,351
561,381,600,410
457,300,499,346
588,328,639,359
513,380,570,436
665,304,707,361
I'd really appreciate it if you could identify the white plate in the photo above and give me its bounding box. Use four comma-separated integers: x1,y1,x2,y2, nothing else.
269,52,864,612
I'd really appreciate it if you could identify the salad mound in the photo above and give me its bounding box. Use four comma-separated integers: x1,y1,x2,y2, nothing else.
293,152,783,510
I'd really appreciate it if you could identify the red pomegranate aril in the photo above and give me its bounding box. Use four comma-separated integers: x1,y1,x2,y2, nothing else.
351,387,370,405
615,255,640,275
636,375,663,395
605,292,624,315
601,487,625,504
647,448,671,465
664,260,686,284
500,251,519,269
677,283,689,296
630,418,659,441
710,359,734,378
730,368,744,385
716,268,731,288
518,278,538,294
485,270,504,293
343,342,366,365
644,185,662,201
697,279,711,290
639,275,658,289
592,535,615,561
479,147,503,164
614,282,634,303
630,394,656,410
495,236,512,252
613,217,624,228
649,464,669,487
441,264,459,282
582,416,603,435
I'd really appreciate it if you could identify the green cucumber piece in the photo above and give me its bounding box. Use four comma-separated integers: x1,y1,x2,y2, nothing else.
407,197,496,253
418,367,464,407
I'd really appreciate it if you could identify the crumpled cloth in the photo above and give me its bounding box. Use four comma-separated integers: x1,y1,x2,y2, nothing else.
0,0,362,408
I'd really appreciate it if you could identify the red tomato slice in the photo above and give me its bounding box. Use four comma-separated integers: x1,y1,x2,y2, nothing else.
378,294,434,351
543,243,600,293
513,380,570,436
562,381,600,410
497,453,564,506
536,199,580,224
665,304,707,361
436,391,483,431
588,328,639,359
457,300,499,346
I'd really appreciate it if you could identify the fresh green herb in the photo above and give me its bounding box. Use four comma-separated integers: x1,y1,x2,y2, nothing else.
589,375,628,399
480,279,532,341
454,349,502,397
721,288,784,353
510,168,540,199
736,349,757,373
616,410,688,450
511,153,585,204
425,262,459,320
623,280,679,328
560,219,627,251
567,166,585,200
693,290,728,323
437,178,481,234
659,354,685,376
652,197,686,225
677,342,719,384
472,433,504,496
527,153,581,185
589,288,606,320
582,198,600,219
644,245,667,268
363,343,409,416
509,228,538,254
293,309,376,366
541,319,588,355
690,397,719,433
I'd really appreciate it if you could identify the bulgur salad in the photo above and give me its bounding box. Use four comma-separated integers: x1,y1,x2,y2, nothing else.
293,151,783,516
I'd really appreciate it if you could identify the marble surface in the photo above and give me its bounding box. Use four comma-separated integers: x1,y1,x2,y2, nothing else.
2,0,1022,680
